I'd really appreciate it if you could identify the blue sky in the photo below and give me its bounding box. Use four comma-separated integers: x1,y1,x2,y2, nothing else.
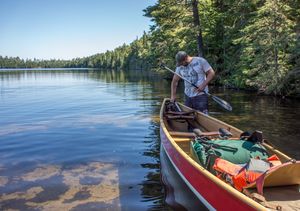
0,0,156,60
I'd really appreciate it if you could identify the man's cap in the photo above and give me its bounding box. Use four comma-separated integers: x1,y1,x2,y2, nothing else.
175,51,188,66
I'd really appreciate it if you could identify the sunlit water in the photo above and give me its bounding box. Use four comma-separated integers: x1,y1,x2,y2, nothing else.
0,69,299,210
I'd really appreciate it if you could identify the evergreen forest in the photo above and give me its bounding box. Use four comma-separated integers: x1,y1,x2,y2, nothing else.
1,0,299,97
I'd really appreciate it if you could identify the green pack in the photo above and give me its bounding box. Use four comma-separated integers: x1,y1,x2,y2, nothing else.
192,139,269,171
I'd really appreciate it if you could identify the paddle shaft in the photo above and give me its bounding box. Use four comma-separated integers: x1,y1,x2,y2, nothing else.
163,65,199,89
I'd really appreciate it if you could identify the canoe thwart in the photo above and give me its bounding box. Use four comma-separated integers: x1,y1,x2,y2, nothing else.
166,111,195,115
169,131,196,138
166,115,195,120
170,130,221,138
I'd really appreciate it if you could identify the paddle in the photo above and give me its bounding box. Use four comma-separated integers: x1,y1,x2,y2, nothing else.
161,65,232,111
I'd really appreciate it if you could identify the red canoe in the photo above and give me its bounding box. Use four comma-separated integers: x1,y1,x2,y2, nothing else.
160,98,300,210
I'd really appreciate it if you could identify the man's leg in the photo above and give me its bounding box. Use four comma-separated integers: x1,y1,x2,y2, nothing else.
192,94,208,114
184,95,192,108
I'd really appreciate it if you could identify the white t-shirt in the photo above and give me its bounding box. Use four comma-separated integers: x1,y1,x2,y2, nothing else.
175,57,212,97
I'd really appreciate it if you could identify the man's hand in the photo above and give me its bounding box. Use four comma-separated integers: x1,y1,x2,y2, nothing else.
170,97,176,103
196,83,206,93
195,68,215,93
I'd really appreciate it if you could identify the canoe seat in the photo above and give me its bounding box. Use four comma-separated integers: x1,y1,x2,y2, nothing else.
245,161,300,195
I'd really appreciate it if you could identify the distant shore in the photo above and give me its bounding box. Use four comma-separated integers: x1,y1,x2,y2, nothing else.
0,67,95,71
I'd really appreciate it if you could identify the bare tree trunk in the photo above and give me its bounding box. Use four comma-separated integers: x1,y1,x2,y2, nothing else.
192,0,204,57
215,0,225,72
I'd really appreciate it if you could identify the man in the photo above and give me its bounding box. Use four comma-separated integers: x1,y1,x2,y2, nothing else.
171,51,215,114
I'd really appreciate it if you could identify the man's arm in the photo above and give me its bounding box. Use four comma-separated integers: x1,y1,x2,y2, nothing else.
171,74,181,102
196,68,215,92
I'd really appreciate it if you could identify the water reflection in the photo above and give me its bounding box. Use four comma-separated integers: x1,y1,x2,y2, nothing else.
210,88,300,159
0,68,170,210
139,119,167,210
0,69,299,210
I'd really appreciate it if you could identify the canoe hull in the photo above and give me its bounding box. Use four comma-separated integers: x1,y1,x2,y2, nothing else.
160,98,299,210
160,143,207,210
160,127,258,210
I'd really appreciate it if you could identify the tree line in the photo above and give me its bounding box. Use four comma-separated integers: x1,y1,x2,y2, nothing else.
1,0,299,96
0,34,151,70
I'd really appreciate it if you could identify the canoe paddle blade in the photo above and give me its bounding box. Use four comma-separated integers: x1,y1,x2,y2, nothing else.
211,95,232,111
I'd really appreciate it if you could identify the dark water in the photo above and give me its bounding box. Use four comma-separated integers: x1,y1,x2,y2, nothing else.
0,69,299,210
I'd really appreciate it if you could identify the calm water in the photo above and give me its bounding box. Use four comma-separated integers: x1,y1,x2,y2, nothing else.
0,69,299,210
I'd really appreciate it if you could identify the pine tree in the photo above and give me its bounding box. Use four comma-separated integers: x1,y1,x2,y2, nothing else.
235,0,296,95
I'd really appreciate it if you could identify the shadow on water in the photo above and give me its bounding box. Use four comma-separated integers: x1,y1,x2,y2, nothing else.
160,146,208,211
0,160,122,210
0,68,299,210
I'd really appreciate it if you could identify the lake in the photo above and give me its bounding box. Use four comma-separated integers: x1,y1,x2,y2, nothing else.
0,69,299,210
